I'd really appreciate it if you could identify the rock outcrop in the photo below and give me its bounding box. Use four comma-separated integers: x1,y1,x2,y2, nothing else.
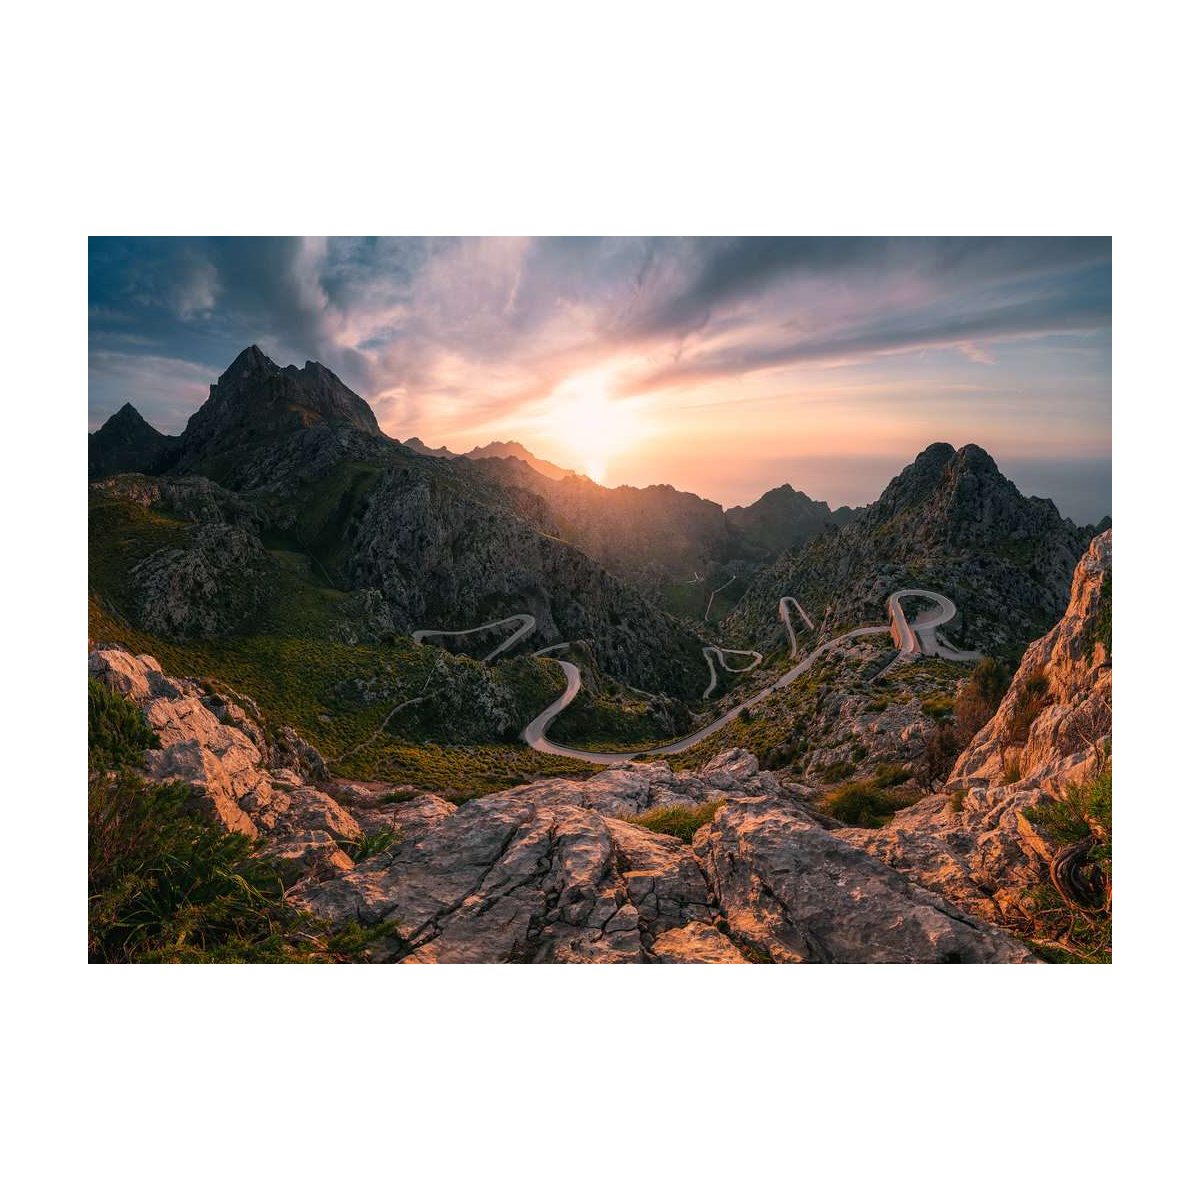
129,522,272,638
834,531,1112,925
89,647,357,879
694,792,1033,963
88,641,1048,963
295,746,1032,963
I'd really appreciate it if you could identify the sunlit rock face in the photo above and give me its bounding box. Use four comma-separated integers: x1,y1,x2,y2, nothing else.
834,532,1112,925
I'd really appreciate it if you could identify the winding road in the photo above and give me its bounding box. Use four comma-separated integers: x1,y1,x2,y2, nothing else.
704,571,738,621
779,596,816,658
413,587,973,766
887,590,982,663
701,646,764,698
412,613,535,663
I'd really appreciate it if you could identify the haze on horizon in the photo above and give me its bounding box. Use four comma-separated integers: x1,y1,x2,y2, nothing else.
88,236,1112,523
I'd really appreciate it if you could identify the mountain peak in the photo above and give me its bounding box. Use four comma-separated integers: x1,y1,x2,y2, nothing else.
89,403,170,480
175,348,381,467
104,401,157,432
222,344,277,378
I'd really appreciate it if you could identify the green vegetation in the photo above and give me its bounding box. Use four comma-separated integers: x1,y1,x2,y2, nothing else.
628,798,724,843
88,678,159,772
872,762,912,787
550,684,675,750
1022,766,1112,963
1095,570,1112,657
952,657,1011,743
919,656,1014,787
819,760,854,783
345,827,400,863
823,781,915,828
87,683,390,963
1007,669,1051,745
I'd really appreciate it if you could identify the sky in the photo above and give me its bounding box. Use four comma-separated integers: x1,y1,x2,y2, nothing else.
89,236,1112,522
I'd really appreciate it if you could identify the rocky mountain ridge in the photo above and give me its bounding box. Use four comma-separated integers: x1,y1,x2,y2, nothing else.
726,442,1099,655
726,482,859,557
405,435,572,480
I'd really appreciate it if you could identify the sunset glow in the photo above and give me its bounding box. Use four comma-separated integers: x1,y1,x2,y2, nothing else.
88,237,1112,520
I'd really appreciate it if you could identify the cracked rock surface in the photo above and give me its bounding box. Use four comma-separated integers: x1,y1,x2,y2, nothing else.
90,654,1036,963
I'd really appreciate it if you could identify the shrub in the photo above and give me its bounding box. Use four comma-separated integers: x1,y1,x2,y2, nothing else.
1007,670,1052,745
953,657,1012,743
819,760,854,783
88,773,392,962
1095,570,1112,657
948,789,967,813
921,692,955,719
823,782,911,829
1022,766,1112,963
88,678,159,773
345,827,400,863
630,798,724,843
872,762,912,788
921,721,960,787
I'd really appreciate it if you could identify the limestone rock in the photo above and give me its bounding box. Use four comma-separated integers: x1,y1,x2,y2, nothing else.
652,923,747,964
951,529,1112,790
88,648,360,878
694,792,1033,963
832,532,1113,926
294,793,722,964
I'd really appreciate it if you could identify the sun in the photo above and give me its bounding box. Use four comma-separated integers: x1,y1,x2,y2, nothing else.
554,376,644,482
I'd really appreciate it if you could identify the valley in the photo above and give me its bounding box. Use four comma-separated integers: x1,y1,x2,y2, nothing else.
88,346,1112,964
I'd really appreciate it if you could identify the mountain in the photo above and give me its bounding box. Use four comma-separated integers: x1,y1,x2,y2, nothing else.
726,483,860,557
725,442,1098,655
403,436,456,458
466,455,737,584
91,347,709,699
88,403,174,480
463,441,572,480
168,345,381,475
404,434,571,480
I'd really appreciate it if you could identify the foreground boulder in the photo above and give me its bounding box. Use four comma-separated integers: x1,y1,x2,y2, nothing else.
294,793,717,963
694,793,1033,963
89,646,356,878
296,751,1031,964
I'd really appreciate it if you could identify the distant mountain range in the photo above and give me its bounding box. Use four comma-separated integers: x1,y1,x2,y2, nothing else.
90,347,1103,671
404,435,572,480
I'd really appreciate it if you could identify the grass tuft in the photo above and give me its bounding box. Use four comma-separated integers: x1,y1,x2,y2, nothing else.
628,798,724,843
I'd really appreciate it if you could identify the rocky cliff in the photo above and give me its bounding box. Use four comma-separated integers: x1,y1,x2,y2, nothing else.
89,646,1032,963
168,345,382,475
836,531,1112,929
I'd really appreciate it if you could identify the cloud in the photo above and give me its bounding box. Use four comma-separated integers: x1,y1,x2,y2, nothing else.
88,237,1111,442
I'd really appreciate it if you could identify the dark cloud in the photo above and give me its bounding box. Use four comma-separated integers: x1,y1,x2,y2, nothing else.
88,236,1111,436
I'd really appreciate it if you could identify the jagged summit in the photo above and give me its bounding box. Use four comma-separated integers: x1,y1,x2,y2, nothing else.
88,402,172,480
172,347,382,469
